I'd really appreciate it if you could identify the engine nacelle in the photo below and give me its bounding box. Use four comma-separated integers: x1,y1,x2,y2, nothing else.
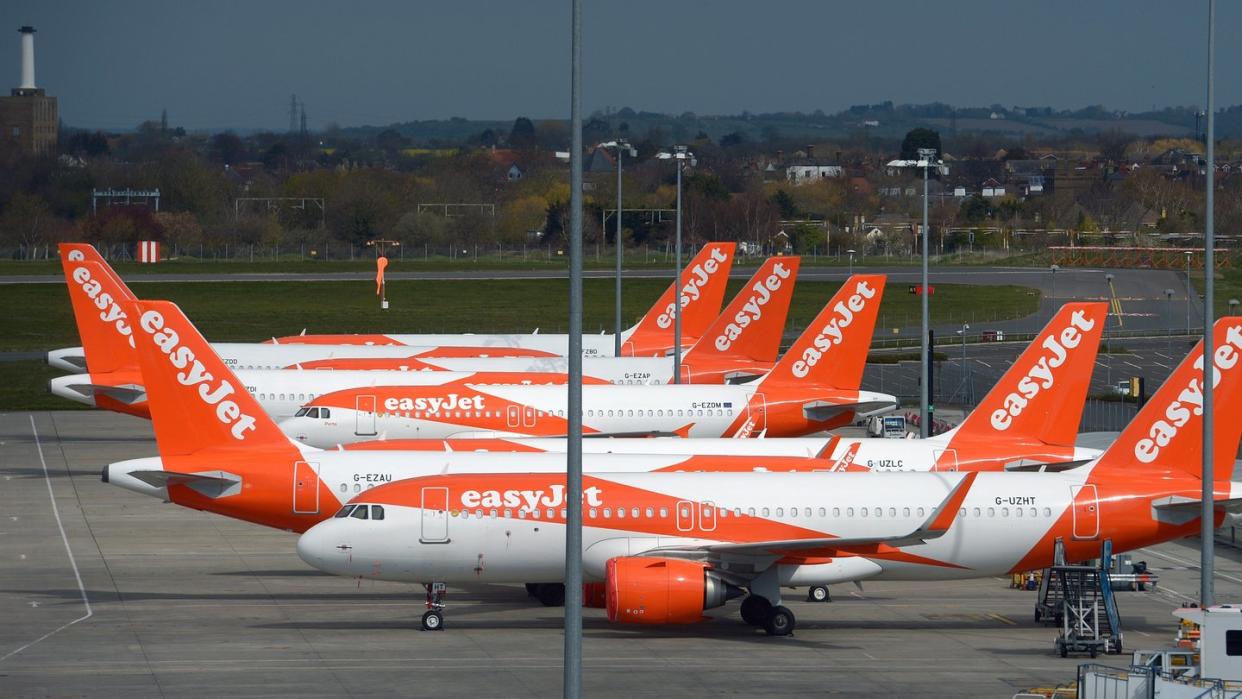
605,557,741,625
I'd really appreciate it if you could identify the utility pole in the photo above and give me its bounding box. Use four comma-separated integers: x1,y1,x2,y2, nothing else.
563,0,584,694
289,94,298,134
918,147,937,437
1200,0,1216,609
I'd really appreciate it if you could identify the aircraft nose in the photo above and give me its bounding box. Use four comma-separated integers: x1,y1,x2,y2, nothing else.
297,521,348,575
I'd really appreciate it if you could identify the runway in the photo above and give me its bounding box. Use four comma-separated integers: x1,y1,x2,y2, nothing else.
3,410,1240,697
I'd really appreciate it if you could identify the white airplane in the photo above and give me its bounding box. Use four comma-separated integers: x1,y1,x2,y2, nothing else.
51,259,607,420
294,255,803,386
46,241,736,373
339,301,1110,471
264,242,738,358
280,275,897,445
295,318,1242,635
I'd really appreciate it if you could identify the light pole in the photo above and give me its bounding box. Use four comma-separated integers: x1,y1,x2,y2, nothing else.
656,146,696,384
957,322,970,405
564,0,584,692
847,248,855,276
1201,0,1217,608
1165,288,1175,357
1185,250,1194,334
1105,273,1114,390
1049,264,1059,323
918,147,939,437
599,140,636,356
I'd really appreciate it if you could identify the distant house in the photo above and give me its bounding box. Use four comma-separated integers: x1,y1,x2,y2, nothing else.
981,178,1006,197
786,164,844,184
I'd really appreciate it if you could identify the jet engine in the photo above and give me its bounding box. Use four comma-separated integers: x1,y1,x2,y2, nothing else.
605,557,742,624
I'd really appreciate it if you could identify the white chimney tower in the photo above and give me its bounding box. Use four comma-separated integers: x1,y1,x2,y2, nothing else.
19,26,35,90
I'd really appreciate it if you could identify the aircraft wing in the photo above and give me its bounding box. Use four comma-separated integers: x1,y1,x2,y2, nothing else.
653,472,977,558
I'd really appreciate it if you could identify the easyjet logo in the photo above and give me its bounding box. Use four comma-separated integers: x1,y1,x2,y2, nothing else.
656,247,729,329
67,254,135,349
990,309,1096,431
459,484,604,509
383,394,484,412
714,262,792,352
1134,324,1242,463
790,279,878,379
137,310,258,440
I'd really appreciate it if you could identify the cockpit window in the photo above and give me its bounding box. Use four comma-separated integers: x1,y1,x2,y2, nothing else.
294,407,310,418
320,408,330,419
334,505,355,518
371,505,384,520
306,407,320,418
350,505,370,520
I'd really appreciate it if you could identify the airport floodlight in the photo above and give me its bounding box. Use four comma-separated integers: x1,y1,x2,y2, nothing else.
657,146,696,382
598,139,637,353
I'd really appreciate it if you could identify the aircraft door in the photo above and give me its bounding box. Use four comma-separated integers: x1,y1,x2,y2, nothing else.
745,393,768,435
1070,484,1099,540
932,448,958,472
523,405,536,428
506,405,519,428
420,486,449,543
699,501,717,532
675,500,694,532
293,461,320,514
355,394,377,436
680,363,693,384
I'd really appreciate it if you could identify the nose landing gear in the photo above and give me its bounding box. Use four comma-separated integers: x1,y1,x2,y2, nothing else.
421,582,446,631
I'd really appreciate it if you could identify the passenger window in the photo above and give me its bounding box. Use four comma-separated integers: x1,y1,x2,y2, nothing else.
846,507,854,517
832,507,840,517
972,507,981,517
902,507,910,517
806,508,813,518
353,484,361,493
679,505,690,518
631,507,639,518
616,508,625,519
334,505,355,518
589,508,597,519
504,508,512,519
339,483,347,493
659,507,668,518
1002,507,1010,518
761,507,770,517
371,505,385,520
888,508,896,518
874,507,882,518
645,507,654,518
987,508,996,517
560,508,567,518
518,509,527,519
546,508,555,519
1015,508,1023,518
917,508,925,517
489,509,497,519
350,506,369,520
860,508,868,518
1030,507,1038,518
602,508,611,518
747,507,756,516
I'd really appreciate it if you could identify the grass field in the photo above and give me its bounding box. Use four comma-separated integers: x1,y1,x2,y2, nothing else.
1,274,1037,409
0,278,1039,353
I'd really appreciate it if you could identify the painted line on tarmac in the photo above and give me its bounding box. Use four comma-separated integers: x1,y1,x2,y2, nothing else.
988,612,1018,626
1138,546,1242,587
0,417,94,663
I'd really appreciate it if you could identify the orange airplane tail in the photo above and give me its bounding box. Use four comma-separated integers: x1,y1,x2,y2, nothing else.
128,298,294,457
757,274,886,390
1092,317,1242,482
684,256,800,364
621,242,736,356
59,248,140,375
948,302,1107,449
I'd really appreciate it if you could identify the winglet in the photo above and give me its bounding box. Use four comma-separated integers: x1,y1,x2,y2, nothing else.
923,472,978,534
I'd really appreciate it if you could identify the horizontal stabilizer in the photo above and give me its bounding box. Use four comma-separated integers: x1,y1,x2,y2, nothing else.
802,399,895,423
128,470,241,498
1003,459,1092,473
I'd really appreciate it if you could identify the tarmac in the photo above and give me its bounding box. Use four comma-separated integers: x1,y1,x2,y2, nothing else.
5,410,1242,697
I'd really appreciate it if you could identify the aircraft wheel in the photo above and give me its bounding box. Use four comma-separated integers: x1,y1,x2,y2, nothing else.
421,610,444,631
807,586,830,603
740,595,772,626
764,606,796,636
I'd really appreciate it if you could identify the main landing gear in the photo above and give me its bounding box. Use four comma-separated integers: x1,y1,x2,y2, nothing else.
422,582,446,631
807,586,831,603
739,595,796,636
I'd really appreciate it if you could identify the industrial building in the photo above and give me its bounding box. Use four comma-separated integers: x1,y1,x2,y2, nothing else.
0,26,57,155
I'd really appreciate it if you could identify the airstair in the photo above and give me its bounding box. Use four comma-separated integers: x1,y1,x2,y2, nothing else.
1035,538,1123,657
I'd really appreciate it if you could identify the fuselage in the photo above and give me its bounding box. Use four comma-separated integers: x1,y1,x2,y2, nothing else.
298,468,1240,586
52,368,590,421
280,383,899,446
341,435,1103,472
103,450,842,533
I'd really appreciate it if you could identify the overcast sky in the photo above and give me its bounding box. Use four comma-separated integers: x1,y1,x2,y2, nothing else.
3,1,1237,131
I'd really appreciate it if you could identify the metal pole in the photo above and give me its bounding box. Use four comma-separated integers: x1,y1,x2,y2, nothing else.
920,153,931,437
673,161,683,384
1187,253,1193,334
563,0,584,692
1201,0,1216,609
614,148,623,355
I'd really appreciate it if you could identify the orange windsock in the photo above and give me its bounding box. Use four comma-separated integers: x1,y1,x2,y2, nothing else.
376,256,389,296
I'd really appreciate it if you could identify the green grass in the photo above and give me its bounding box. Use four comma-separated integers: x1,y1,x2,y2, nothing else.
0,360,91,410
0,278,1039,353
